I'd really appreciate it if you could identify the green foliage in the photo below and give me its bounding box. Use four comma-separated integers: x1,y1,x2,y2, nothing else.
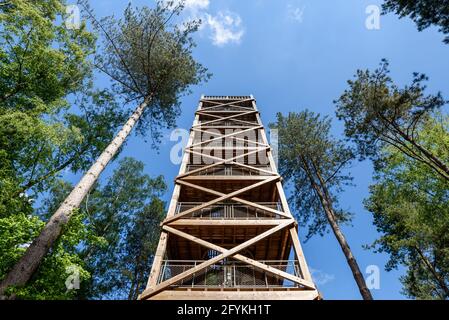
0,213,44,279
7,211,94,300
383,0,449,44
0,2,103,299
79,0,211,143
78,157,166,300
0,0,94,112
270,111,354,239
0,157,165,300
335,60,449,181
1,0,205,299
365,114,449,299
0,196,100,300
0,0,126,215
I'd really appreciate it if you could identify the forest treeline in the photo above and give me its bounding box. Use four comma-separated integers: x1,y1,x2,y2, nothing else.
0,0,448,300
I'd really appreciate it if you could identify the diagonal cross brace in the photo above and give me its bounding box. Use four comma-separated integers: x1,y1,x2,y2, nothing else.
196,111,260,127
183,147,274,178
163,175,281,225
174,179,291,219
139,220,294,300
190,126,263,149
192,127,269,148
193,110,258,127
199,98,254,112
161,225,316,290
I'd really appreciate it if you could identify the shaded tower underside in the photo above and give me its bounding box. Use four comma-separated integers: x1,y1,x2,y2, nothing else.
139,96,320,300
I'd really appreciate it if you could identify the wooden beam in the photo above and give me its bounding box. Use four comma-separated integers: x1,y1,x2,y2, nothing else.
201,99,254,110
148,290,321,300
161,225,315,289
195,111,260,127
192,110,257,127
181,176,269,181
163,176,280,225
168,219,285,226
192,127,269,148
179,147,271,179
190,126,263,149
139,221,293,300
289,227,314,283
199,98,254,112
174,179,291,219
185,147,270,170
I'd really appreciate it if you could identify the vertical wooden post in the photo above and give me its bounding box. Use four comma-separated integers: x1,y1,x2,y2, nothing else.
141,96,319,300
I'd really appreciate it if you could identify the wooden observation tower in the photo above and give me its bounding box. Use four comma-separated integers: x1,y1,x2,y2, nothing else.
139,96,320,300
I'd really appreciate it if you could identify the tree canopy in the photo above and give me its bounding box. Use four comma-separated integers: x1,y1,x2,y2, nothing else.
365,114,449,299
271,111,373,300
79,157,166,300
271,111,353,239
1,0,209,297
383,0,449,44
335,60,449,182
80,0,211,143
0,0,126,216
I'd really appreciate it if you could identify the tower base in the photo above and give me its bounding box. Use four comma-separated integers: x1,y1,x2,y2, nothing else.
147,288,321,300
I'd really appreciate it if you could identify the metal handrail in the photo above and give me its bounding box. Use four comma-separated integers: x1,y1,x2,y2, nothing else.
157,260,302,288
198,121,258,127
186,164,272,176
175,202,283,219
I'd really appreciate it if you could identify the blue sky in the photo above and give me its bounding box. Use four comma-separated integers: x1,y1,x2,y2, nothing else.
72,0,449,300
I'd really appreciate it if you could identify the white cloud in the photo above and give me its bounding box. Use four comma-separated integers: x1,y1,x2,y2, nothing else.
165,0,244,47
163,0,209,12
310,268,335,286
206,11,244,46
184,0,209,11
287,4,305,23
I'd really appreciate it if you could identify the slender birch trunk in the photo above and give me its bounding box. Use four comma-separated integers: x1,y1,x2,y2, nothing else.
0,99,149,298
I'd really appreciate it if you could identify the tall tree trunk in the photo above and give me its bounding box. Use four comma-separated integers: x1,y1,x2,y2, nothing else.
301,157,374,300
322,199,373,300
0,99,149,299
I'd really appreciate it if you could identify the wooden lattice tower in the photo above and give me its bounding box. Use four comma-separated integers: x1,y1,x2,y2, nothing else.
139,96,320,300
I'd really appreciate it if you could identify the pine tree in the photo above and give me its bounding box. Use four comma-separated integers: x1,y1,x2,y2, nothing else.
271,111,373,300
0,1,209,297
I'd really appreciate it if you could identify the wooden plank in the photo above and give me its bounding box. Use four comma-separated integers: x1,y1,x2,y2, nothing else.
168,219,285,226
181,176,269,181
199,98,254,112
190,126,263,149
201,100,254,111
289,227,314,283
162,225,315,289
192,127,269,148
185,147,270,168
192,110,257,127
178,145,270,179
146,231,169,287
174,179,291,219
231,162,275,176
139,221,293,300
195,111,260,127
148,290,321,300
163,176,280,225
